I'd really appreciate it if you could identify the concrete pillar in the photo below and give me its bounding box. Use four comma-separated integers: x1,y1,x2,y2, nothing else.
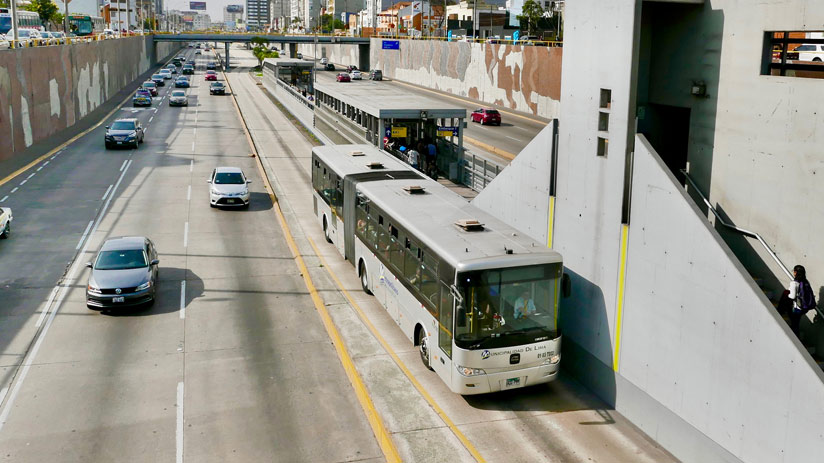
358,43,370,71
224,42,230,70
289,43,297,58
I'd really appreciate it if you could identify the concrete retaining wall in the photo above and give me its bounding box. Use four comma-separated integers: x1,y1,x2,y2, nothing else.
298,39,562,119
0,37,180,159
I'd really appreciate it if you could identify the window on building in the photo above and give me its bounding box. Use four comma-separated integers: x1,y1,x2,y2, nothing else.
762,31,824,79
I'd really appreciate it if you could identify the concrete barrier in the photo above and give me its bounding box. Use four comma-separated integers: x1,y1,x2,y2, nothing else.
0,37,181,160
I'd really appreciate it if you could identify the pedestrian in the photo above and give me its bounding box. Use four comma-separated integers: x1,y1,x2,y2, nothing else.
407,148,420,170
788,264,816,335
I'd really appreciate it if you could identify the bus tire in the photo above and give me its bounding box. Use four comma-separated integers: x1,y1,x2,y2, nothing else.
359,260,372,295
323,216,332,243
418,328,433,370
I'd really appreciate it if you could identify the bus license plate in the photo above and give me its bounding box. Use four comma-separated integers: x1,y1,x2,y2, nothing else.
505,377,521,388
112,296,125,303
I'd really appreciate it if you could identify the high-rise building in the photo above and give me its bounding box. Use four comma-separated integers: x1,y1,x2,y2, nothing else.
193,12,210,30
270,0,289,31
289,0,302,31
246,0,270,30
223,4,244,30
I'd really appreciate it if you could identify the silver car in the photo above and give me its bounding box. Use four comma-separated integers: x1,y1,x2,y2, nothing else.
169,90,188,106
86,236,159,310
208,167,251,208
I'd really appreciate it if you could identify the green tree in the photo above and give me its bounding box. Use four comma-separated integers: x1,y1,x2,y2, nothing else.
250,36,269,47
319,14,346,32
516,0,543,36
252,46,278,68
27,0,59,31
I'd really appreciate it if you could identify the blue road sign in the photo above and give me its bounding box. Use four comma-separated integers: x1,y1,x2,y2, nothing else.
382,40,400,50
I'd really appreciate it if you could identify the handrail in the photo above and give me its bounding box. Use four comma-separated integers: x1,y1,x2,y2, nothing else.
681,169,823,319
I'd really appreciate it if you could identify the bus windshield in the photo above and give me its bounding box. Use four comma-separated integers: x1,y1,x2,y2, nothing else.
455,263,561,350
0,16,11,35
69,17,93,35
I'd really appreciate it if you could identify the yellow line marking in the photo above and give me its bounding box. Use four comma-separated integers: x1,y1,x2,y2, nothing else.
307,237,486,463
391,79,546,124
462,135,516,160
226,70,401,463
613,224,630,372
0,89,135,190
546,195,556,248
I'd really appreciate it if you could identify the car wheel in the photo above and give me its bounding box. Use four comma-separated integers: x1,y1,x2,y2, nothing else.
359,261,372,295
814,57,822,62
0,222,9,239
418,328,432,370
323,216,332,243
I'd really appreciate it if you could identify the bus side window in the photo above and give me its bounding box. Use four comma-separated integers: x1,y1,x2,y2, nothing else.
355,197,367,235
420,251,439,311
404,240,420,286
438,283,454,359
389,228,404,273
377,217,390,259
366,214,378,249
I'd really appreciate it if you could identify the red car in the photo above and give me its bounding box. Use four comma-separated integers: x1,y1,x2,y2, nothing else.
471,108,501,125
205,71,217,81
336,72,351,82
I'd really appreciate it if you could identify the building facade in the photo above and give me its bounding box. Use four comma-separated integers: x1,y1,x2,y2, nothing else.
223,4,244,30
246,0,270,30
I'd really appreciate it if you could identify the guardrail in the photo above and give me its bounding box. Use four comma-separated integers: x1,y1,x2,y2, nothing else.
681,169,824,320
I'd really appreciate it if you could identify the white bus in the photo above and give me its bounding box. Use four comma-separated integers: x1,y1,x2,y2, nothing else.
312,144,568,394
0,9,43,36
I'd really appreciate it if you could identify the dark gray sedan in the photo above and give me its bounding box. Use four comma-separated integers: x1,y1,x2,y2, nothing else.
86,236,159,310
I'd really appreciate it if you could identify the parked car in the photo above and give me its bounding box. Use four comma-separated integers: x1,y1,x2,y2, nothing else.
142,81,158,96
471,108,502,125
182,64,194,75
175,76,190,88
206,62,217,70
15,29,43,46
151,74,165,86
0,207,12,239
209,81,226,95
132,89,152,107
793,44,824,62
204,70,217,81
336,72,351,82
369,69,383,81
169,90,188,106
104,118,144,149
349,70,362,80
208,167,251,208
86,236,159,310
325,63,335,71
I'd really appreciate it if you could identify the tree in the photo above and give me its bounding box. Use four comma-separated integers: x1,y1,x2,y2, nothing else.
252,46,278,68
27,0,59,31
319,14,345,32
516,0,543,36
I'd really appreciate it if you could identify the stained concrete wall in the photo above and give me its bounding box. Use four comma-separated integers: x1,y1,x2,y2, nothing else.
470,0,824,462
0,37,180,159
298,39,562,119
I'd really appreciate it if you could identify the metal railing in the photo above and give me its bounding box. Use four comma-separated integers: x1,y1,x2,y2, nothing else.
681,169,823,319
0,31,148,49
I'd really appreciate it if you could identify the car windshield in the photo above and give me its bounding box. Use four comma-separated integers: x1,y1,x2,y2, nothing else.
206,71,215,75
455,263,562,350
135,91,149,97
143,82,155,88
486,110,500,115
172,91,185,97
95,249,148,270
152,75,163,79
111,121,135,130
214,172,244,184
184,65,193,69
212,82,223,87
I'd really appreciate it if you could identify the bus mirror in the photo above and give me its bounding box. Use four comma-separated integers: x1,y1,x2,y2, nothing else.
562,273,572,298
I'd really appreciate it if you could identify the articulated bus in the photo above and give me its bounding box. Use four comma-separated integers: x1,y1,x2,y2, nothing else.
67,14,105,36
0,9,43,35
311,144,567,394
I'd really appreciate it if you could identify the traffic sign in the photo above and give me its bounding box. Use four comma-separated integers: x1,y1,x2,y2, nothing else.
382,40,400,50
437,126,458,137
391,126,407,137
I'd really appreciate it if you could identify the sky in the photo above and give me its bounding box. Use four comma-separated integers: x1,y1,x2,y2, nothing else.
164,0,242,22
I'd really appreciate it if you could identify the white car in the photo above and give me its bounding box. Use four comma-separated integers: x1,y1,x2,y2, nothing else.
159,69,173,79
0,207,12,239
320,57,328,65
793,44,824,62
0,34,9,49
350,70,362,80
208,167,251,208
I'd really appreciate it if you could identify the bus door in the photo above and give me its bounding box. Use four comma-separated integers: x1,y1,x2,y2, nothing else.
430,282,454,379
343,178,358,263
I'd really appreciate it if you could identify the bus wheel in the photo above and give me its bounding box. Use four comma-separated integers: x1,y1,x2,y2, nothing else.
323,216,332,243
359,261,372,295
418,329,433,370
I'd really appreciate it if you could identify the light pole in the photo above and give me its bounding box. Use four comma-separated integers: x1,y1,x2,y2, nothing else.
10,0,18,46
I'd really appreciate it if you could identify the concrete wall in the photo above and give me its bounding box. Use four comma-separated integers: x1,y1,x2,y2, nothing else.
0,37,180,159
471,1,824,462
298,39,562,119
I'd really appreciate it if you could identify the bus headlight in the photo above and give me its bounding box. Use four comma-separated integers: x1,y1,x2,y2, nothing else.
456,365,486,377
542,354,561,365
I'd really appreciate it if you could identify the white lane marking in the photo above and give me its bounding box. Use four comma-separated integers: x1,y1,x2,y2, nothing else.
26,173,35,180
101,184,114,201
180,281,186,319
505,135,523,142
149,116,154,123
10,187,18,194
176,381,184,463
0,160,133,432
0,387,7,406
189,160,193,172
191,141,195,152
144,127,149,135
193,127,196,136
34,286,60,328
36,166,43,172
119,160,128,172
50,156,56,160
0,196,7,203
75,220,94,250
43,161,49,166
187,185,191,201
19,180,27,186
183,222,189,248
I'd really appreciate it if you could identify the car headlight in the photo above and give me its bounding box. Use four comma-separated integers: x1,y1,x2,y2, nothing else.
105,135,112,140
87,284,102,294
542,354,561,365
136,281,152,291
456,365,486,377
210,188,220,195
241,189,249,196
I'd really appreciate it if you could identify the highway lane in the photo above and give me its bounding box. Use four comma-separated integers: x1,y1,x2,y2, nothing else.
224,49,679,463
0,47,382,462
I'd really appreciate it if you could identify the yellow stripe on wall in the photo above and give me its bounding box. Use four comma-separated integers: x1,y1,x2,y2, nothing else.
546,195,556,248
613,224,630,372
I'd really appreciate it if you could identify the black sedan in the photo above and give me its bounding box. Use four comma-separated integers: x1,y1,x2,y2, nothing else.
175,77,190,88
104,118,144,149
86,236,159,310
182,65,195,75
206,62,217,70
209,81,226,95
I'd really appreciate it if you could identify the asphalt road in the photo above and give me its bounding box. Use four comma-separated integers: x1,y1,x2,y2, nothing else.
0,47,381,462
